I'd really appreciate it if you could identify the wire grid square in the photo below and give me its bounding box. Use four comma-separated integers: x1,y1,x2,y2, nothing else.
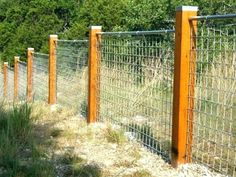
56,40,89,117
96,32,174,160
187,19,236,176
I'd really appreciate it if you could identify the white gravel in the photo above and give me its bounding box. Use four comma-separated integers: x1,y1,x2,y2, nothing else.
37,113,227,177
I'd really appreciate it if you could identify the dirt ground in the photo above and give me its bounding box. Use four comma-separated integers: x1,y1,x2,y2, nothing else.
33,104,226,177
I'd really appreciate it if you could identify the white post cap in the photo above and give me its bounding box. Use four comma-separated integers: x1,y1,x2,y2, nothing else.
49,34,58,38
90,26,102,30
176,6,198,11
28,48,34,51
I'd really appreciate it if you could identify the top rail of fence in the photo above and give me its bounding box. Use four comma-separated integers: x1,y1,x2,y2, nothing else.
96,29,175,36
6,66,14,71
189,14,236,21
33,52,49,57
57,39,88,43
18,60,27,66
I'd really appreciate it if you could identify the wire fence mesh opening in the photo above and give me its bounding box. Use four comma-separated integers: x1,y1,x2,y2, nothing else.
187,17,236,176
18,61,27,101
56,39,89,116
32,52,49,102
96,31,175,160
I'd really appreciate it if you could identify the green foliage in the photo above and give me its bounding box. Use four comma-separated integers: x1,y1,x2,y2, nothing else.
0,102,55,177
0,0,235,64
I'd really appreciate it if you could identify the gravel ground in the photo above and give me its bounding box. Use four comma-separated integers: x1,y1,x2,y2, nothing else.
34,107,226,177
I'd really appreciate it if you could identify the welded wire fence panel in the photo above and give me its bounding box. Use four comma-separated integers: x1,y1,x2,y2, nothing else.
32,53,49,102
97,31,174,160
56,40,88,116
7,67,14,101
18,61,27,101
187,17,236,176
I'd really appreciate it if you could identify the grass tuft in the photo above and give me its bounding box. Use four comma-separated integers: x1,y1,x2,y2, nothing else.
105,126,126,145
0,102,55,177
50,128,63,138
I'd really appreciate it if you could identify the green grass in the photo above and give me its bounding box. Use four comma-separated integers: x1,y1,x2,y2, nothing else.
105,126,126,145
0,102,55,177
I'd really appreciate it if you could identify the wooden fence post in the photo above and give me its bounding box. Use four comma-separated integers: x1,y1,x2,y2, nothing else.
27,48,34,101
3,62,8,97
88,26,102,123
14,56,20,101
48,35,58,105
171,6,198,167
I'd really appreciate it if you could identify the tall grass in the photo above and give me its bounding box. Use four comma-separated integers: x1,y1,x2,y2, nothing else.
0,102,55,177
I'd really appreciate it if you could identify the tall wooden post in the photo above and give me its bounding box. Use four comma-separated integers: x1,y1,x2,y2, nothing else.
48,35,58,105
171,6,198,167
3,62,8,97
14,56,20,101
88,26,102,123
27,48,34,101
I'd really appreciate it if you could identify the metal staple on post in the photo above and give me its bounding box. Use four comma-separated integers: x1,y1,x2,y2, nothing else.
14,56,20,101
88,26,102,123
171,6,198,167
48,35,58,105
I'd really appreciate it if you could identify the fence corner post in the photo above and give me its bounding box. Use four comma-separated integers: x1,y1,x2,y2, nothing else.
27,48,34,102
171,6,198,167
48,34,58,105
3,62,8,98
14,56,20,102
88,26,102,123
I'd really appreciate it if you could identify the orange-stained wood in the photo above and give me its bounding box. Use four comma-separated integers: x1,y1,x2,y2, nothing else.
3,62,8,97
14,57,20,101
88,26,102,123
48,35,58,105
186,18,197,163
27,48,34,101
171,6,198,167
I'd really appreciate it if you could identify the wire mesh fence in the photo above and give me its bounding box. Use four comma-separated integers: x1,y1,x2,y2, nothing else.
0,10,234,176
96,30,175,160
56,39,89,116
7,66,14,101
18,61,27,101
32,52,49,102
187,17,236,176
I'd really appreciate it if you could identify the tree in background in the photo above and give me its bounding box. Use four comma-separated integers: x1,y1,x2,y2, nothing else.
0,0,235,64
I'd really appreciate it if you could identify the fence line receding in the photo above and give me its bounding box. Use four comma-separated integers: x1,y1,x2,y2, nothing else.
1,6,236,177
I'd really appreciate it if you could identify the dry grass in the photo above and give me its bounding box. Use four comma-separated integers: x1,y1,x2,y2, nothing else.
105,125,126,145
190,53,236,175
28,102,225,177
